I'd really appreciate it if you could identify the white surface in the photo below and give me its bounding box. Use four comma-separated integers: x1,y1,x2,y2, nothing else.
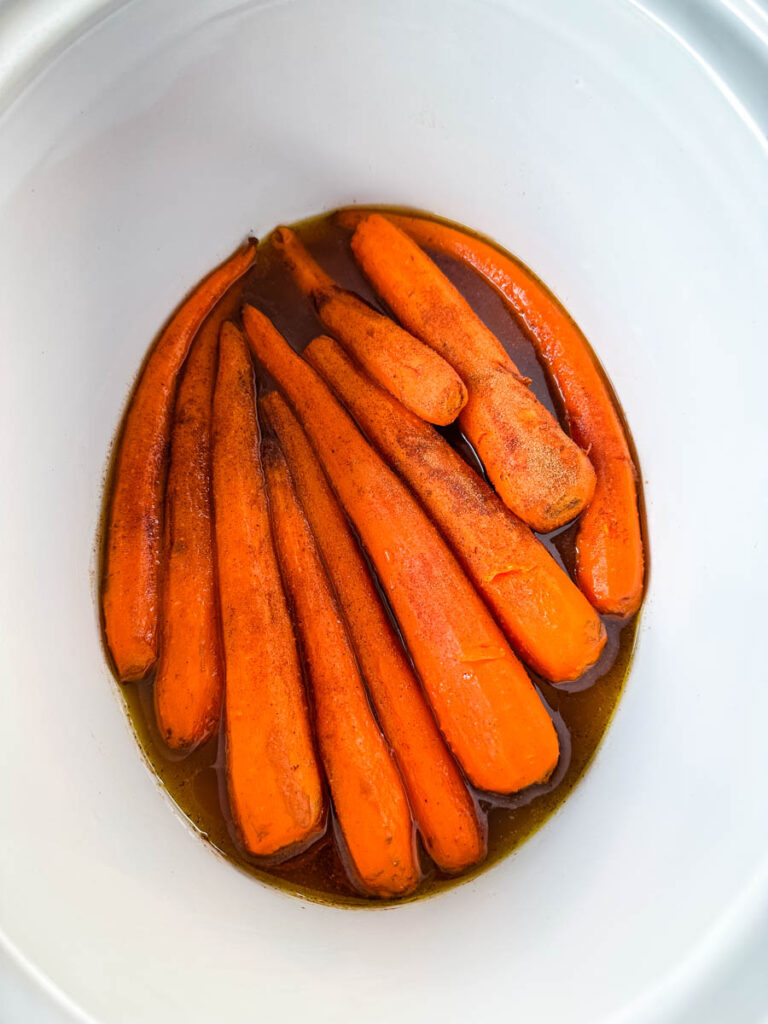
1,1,767,1022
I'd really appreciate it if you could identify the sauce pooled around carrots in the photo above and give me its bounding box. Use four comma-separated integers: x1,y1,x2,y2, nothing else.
101,208,645,905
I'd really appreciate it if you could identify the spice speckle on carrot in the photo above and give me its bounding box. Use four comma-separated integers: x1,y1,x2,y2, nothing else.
154,286,241,750
213,320,325,860
337,208,644,615
102,241,256,681
261,390,486,871
274,225,467,425
264,433,420,897
346,213,596,532
243,306,560,794
306,335,606,682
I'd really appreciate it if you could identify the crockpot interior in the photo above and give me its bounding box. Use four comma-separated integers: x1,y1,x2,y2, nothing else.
1,1,767,1021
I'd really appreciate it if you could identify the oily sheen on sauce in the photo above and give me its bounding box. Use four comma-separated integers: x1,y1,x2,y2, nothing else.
117,210,644,906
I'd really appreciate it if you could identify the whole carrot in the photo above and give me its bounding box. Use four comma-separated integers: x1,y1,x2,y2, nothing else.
154,288,241,750
274,227,467,426
102,241,256,680
243,305,559,795
346,213,596,533
212,321,324,860
264,435,420,897
261,391,486,871
306,336,606,682
339,211,644,615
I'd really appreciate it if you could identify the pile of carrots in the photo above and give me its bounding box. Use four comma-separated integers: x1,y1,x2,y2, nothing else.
101,210,644,899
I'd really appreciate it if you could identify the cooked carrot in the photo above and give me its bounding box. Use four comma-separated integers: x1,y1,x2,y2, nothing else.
212,321,324,860
102,241,256,681
261,391,485,871
339,211,644,615
263,437,419,897
344,213,596,532
154,287,241,750
306,336,606,681
243,305,559,794
273,226,467,426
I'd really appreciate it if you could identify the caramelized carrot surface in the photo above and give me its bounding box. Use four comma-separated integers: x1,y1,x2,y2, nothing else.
243,305,559,794
212,321,324,859
102,241,256,680
274,226,467,425
345,214,596,532
342,211,644,615
306,336,606,681
264,436,419,897
261,391,486,871
104,209,648,904
154,289,241,750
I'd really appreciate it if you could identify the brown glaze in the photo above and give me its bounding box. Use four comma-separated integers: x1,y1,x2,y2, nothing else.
112,209,645,906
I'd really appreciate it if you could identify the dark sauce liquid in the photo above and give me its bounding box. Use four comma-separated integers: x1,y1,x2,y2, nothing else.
118,209,645,907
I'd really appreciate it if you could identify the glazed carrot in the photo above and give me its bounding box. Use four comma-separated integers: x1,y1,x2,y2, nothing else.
243,305,559,794
345,214,596,532
102,241,256,680
261,391,485,871
154,288,241,749
339,211,644,615
306,336,606,681
264,437,419,897
273,227,467,425
212,321,324,860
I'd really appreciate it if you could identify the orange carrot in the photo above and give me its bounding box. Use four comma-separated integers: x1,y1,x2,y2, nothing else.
102,241,256,680
243,305,559,794
261,391,486,871
273,226,467,426
306,336,606,681
263,436,419,897
154,288,241,750
339,211,644,615
345,213,596,532
212,321,324,860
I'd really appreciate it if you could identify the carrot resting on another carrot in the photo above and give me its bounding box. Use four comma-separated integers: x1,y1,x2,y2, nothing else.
345,214,596,533
261,391,486,872
154,288,241,750
306,336,607,682
243,305,559,795
102,241,256,681
273,226,467,426
264,435,419,897
212,321,324,860
341,211,644,615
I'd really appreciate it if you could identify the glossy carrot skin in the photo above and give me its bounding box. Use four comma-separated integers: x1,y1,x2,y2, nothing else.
346,212,644,615
346,214,596,533
274,226,467,426
243,306,559,794
154,289,241,750
212,322,324,860
261,391,486,871
264,437,419,897
102,241,256,680
306,336,606,682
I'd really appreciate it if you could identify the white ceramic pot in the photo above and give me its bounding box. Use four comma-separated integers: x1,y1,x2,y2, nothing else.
1,1,767,1021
